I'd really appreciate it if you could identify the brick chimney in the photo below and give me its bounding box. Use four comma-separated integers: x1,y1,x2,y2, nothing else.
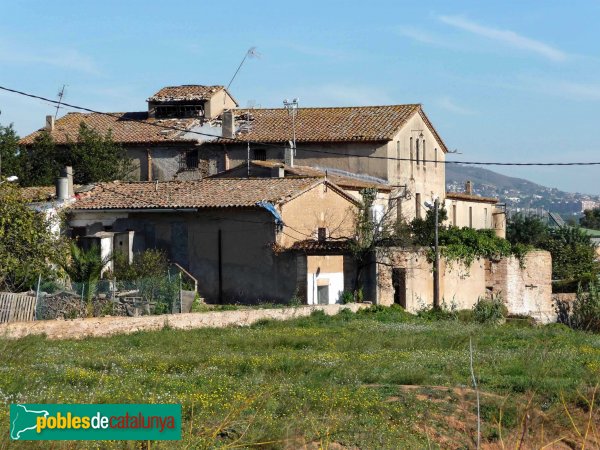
465,180,473,195
222,110,235,139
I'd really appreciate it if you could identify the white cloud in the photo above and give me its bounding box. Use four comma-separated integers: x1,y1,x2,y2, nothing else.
397,27,457,49
438,15,568,62
437,96,475,115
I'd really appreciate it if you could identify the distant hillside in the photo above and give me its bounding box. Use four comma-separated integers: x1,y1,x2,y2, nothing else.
445,164,600,215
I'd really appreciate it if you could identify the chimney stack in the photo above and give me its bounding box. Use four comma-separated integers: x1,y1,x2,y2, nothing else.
56,166,74,200
465,180,473,195
222,110,235,139
284,144,294,167
45,115,55,132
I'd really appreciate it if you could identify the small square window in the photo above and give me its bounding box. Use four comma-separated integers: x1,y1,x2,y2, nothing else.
317,227,327,242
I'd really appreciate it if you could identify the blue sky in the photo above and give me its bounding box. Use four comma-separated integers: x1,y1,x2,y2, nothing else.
1,1,600,193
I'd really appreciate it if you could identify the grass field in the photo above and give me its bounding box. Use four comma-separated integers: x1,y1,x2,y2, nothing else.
1,306,599,449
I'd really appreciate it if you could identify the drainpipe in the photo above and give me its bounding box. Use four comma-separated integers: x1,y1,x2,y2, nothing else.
218,229,223,304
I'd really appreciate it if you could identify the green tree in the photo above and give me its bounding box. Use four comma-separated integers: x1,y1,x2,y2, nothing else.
59,242,110,305
0,183,64,291
18,122,134,186
506,214,548,247
580,207,600,229
0,122,22,181
540,226,598,288
20,130,61,186
68,123,133,184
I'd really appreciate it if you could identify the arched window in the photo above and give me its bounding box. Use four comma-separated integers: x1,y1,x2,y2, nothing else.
422,140,427,166
416,139,420,165
435,148,438,167
410,137,414,163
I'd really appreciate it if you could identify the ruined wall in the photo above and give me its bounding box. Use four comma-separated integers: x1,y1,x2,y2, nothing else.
375,249,485,311
486,250,554,322
374,249,553,321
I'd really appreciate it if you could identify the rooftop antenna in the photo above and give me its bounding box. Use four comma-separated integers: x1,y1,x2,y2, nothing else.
226,47,260,93
55,84,66,119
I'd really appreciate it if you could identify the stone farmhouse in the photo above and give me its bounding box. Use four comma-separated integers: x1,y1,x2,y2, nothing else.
19,85,553,318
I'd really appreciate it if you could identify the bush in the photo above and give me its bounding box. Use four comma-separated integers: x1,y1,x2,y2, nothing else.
570,282,600,332
417,302,457,321
472,296,508,325
339,291,354,304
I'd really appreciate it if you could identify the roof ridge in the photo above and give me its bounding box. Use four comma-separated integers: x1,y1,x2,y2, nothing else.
239,104,421,111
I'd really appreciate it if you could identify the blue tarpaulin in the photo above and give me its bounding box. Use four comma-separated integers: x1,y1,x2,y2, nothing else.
256,201,284,230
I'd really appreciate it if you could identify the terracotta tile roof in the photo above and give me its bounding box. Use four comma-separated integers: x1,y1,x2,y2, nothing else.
230,105,421,143
19,112,199,146
147,85,225,102
73,177,325,210
249,160,392,191
20,185,84,202
446,192,498,204
288,239,350,253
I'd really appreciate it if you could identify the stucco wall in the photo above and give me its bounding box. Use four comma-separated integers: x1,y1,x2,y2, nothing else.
375,249,485,311
390,112,446,222
69,209,301,304
444,198,506,237
373,249,553,322
278,183,357,246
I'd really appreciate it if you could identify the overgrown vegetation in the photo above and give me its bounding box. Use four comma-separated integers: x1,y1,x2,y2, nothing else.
0,183,65,291
472,295,508,325
507,214,599,291
556,281,600,332
0,120,134,186
1,307,598,448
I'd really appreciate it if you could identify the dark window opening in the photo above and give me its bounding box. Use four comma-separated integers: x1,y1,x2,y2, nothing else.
392,268,407,308
317,227,327,242
155,104,205,119
71,227,86,239
183,150,199,170
253,149,267,161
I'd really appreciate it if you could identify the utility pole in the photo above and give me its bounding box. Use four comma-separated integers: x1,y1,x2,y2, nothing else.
55,85,66,119
433,198,440,309
283,98,299,166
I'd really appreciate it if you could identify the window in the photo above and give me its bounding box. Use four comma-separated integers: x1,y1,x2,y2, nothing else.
435,148,438,168
317,285,329,305
317,227,327,242
452,204,457,226
155,104,204,119
410,137,414,163
396,197,403,224
422,140,426,167
469,207,473,228
484,208,488,228
253,149,266,161
416,140,420,165
415,193,422,219
185,150,199,169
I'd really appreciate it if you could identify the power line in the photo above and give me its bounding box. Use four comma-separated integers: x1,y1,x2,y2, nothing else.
3,84,600,166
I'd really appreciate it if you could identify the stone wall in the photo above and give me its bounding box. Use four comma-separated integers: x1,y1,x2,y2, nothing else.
373,248,554,322
487,250,554,321
0,303,368,340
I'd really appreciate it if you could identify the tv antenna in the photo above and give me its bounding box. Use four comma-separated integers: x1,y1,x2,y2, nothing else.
55,84,67,119
226,47,260,92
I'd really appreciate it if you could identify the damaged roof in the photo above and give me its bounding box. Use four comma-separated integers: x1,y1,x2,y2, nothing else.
147,85,227,102
72,177,340,210
19,112,200,146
